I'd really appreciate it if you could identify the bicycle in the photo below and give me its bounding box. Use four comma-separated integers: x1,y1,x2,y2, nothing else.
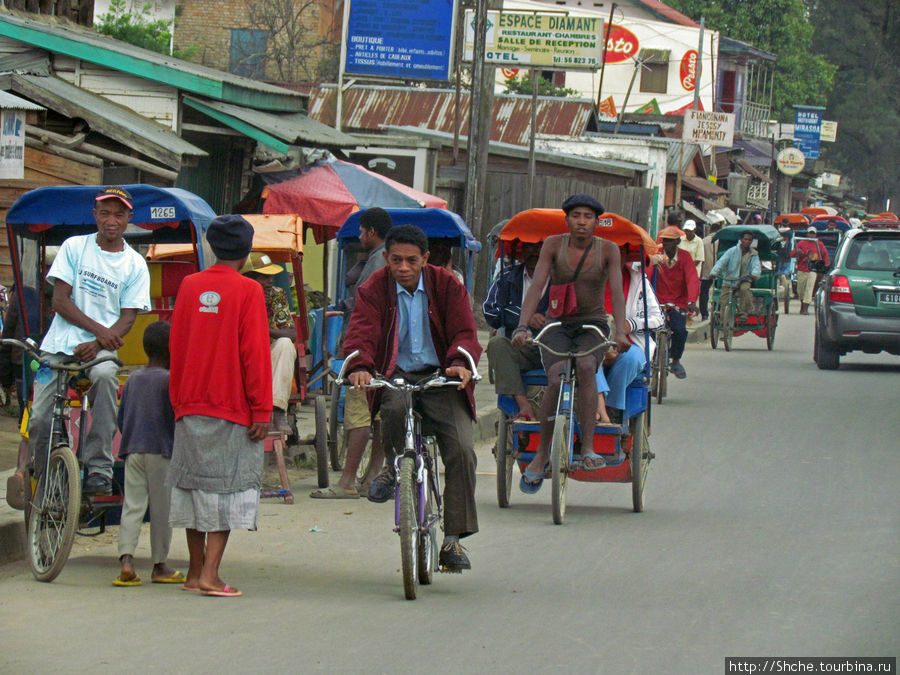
2,337,122,582
336,346,480,600
649,303,688,404
530,322,616,524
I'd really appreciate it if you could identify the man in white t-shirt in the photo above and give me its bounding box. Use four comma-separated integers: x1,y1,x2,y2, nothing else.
678,220,705,276
28,186,150,495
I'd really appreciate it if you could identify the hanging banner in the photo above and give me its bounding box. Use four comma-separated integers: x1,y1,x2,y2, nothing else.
464,10,604,69
597,96,617,119
634,98,660,114
793,105,824,159
0,109,25,179
344,0,456,81
682,109,735,146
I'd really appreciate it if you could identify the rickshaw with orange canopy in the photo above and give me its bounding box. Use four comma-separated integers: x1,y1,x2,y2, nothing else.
493,208,657,522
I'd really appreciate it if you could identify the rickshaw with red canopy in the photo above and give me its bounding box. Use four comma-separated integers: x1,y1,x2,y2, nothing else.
492,208,658,521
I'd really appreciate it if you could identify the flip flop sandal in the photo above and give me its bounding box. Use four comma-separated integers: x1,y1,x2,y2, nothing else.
112,574,142,587
310,486,360,499
203,585,242,597
519,463,550,494
578,452,606,471
151,571,187,584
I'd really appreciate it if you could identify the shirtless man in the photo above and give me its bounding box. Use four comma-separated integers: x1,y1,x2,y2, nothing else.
512,194,627,491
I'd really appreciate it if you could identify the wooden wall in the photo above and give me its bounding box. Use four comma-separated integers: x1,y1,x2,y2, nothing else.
1,146,102,286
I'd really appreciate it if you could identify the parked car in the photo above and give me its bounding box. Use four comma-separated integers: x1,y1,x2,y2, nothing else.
814,228,900,369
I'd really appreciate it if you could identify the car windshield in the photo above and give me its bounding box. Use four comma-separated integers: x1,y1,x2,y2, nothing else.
846,235,900,271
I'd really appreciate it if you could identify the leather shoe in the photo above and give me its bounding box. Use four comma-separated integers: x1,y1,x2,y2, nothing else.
367,465,396,503
83,473,112,495
439,541,471,572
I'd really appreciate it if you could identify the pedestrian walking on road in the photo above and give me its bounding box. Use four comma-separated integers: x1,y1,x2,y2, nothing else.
114,321,183,587
167,215,272,597
791,226,829,315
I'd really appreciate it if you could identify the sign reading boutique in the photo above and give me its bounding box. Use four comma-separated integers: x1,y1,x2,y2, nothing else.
465,10,604,69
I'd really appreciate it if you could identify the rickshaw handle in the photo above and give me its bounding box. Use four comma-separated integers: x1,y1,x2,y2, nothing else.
335,347,481,386
0,338,124,371
529,322,617,359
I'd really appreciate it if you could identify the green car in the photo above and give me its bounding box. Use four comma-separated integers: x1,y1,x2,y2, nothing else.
814,228,900,369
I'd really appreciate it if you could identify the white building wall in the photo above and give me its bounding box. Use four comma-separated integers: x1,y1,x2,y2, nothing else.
500,0,717,116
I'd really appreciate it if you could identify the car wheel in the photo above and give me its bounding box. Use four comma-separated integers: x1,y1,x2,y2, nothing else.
814,324,839,370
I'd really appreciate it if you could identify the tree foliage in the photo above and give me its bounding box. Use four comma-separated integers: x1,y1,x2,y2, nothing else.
808,0,899,209
666,0,835,118
95,0,195,59
503,73,578,98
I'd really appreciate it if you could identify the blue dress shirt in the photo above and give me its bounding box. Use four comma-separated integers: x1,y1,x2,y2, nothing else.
396,275,440,372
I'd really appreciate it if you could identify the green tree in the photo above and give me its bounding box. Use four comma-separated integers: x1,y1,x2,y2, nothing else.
503,73,578,98
808,0,899,210
666,0,835,118
95,0,196,59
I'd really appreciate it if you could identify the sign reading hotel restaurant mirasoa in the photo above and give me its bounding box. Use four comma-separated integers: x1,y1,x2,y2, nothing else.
682,109,736,146
464,10,604,69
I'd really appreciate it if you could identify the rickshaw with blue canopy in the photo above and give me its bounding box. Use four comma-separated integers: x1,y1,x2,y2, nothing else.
492,208,657,521
3,184,216,581
312,208,480,488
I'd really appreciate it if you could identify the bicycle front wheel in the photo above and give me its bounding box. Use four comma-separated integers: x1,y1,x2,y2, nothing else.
398,456,419,600
28,446,80,582
417,452,440,585
655,336,669,404
550,414,569,525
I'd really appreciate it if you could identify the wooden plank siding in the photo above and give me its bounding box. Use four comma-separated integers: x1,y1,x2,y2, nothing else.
53,56,180,130
0,147,101,286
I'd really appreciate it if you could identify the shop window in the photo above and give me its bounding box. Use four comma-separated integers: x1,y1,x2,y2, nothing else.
230,29,268,79
638,48,669,94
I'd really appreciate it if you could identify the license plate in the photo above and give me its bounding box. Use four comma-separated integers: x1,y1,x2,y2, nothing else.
880,293,900,304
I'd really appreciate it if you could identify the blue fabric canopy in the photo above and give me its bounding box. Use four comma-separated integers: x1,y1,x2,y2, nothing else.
336,208,480,252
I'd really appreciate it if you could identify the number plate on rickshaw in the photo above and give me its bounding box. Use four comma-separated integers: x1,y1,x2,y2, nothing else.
879,292,900,304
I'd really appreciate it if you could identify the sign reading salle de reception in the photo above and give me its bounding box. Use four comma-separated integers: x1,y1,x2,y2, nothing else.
681,109,735,146
464,10,604,69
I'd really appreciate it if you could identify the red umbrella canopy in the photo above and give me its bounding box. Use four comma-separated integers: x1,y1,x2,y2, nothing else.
261,157,447,242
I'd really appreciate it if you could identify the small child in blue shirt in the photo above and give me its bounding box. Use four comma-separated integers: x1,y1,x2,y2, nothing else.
113,321,181,586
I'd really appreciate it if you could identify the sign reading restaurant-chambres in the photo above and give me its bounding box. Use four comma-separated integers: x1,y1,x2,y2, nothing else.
464,11,604,69
682,109,735,147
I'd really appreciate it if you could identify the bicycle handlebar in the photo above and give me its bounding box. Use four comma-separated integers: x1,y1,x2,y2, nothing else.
1,338,124,371
335,346,481,387
529,322,617,359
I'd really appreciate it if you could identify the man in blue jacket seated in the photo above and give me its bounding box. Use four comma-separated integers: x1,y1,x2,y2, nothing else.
482,242,549,421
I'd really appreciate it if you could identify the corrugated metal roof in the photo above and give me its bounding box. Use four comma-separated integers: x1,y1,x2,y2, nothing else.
184,96,359,150
0,10,303,111
626,0,699,27
308,85,597,147
0,88,43,110
13,74,205,169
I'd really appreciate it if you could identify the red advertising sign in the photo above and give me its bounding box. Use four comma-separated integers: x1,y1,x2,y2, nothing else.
680,50,698,91
501,68,520,80
602,25,639,63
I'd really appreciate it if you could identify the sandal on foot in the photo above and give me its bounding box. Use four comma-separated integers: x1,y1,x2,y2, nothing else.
203,584,242,597
578,452,606,471
151,571,186,584
310,486,360,499
519,463,550,494
112,573,142,587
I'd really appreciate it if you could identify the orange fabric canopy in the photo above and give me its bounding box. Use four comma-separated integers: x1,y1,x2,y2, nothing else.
148,215,303,263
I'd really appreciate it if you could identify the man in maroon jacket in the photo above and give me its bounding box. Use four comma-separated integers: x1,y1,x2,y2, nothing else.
654,226,700,379
343,225,482,572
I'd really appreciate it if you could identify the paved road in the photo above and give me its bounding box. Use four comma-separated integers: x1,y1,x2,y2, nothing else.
1,314,897,673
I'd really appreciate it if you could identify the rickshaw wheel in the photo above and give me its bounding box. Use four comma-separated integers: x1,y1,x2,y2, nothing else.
766,303,777,351
328,385,343,471
314,395,329,488
495,413,514,508
655,338,668,404
709,306,719,349
630,412,650,513
722,305,734,352
550,414,569,525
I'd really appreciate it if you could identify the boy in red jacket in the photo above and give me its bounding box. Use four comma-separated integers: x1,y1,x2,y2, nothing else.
167,214,272,597
343,225,482,572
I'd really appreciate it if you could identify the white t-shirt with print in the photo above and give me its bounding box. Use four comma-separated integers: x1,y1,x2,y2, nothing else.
41,234,150,355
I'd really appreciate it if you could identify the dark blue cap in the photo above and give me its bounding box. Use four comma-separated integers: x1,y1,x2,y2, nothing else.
561,193,605,216
207,214,254,260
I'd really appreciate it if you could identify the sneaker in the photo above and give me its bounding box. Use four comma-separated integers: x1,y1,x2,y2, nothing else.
670,362,687,379
439,541,471,572
367,465,396,503
83,473,112,495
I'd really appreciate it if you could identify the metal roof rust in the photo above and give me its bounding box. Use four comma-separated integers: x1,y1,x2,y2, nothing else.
308,85,598,147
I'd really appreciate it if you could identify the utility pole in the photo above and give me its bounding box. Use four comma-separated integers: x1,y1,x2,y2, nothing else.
463,0,489,237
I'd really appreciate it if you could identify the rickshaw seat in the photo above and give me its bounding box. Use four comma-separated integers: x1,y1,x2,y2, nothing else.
147,261,196,310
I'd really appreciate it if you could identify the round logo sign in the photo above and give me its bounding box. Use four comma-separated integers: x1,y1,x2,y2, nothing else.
776,147,806,175
680,50,698,91
199,291,221,307
501,68,520,80
602,25,639,64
